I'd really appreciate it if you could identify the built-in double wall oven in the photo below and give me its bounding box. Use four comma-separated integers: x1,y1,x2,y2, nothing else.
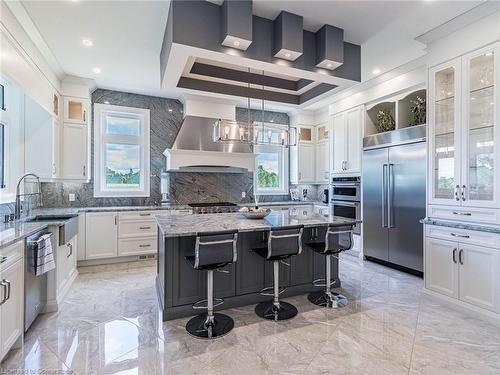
330,176,361,235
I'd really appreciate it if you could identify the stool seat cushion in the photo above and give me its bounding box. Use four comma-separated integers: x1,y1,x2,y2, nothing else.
185,255,231,270
305,242,344,255
252,247,294,261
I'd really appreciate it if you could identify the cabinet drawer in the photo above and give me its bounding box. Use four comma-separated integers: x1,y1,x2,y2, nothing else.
425,225,500,249
0,241,23,271
118,221,157,238
118,237,156,256
118,210,167,221
428,205,500,225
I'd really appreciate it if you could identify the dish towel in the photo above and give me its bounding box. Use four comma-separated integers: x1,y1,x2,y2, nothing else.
31,233,56,276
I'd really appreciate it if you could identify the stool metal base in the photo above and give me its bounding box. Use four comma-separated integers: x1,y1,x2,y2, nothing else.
308,290,348,308
186,313,234,339
255,301,298,321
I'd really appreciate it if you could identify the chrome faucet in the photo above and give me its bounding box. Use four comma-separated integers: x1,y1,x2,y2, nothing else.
15,173,43,219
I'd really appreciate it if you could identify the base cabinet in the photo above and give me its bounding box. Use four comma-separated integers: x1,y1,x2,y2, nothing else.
0,241,24,362
425,231,500,313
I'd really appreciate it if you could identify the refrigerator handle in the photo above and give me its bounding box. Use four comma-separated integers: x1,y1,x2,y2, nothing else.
382,164,388,228
388,163,394,228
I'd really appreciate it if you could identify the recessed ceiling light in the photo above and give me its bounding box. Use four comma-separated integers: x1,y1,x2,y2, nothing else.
82,38,93,47
485,52,493,57
372,68,381,75
270,119,274,123
92,67,101,74
285,52,291,59
104,101,110,104
233,40,240,47
326,63,333,68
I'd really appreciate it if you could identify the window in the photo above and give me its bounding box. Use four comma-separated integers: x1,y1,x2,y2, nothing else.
94,104,150,197
255,144,289,195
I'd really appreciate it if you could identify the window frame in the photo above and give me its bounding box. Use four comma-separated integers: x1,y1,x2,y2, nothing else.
94,103,150,198
254,143,289,196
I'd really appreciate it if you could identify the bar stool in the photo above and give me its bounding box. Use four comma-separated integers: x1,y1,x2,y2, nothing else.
252,225,304,321
185,229,238,339
305,224,354,308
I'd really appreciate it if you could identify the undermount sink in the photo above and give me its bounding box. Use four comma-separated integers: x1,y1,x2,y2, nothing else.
27,215,78,245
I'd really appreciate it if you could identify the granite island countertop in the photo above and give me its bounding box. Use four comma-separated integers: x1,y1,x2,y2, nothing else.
156,210,357,238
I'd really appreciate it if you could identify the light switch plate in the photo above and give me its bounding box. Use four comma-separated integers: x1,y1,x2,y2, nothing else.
69,193,76,202
241,192,246,198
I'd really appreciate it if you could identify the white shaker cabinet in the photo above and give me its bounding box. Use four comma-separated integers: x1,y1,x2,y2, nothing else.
459,243,500,312
290,125,316,184
85,212,118,259
331,106,362,175
428,43,500,209
315,123,330,183
61,122,89,180
424,227,500,314
0,241,24,362
425,237,459,298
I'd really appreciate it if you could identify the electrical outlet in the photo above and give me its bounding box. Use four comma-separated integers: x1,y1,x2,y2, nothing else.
241,191,246,198
69,193,76,202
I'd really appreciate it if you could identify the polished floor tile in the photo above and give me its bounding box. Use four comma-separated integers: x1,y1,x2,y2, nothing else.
2,254,500,374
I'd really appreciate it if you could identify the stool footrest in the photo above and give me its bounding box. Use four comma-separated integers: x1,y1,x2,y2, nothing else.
312,277,336,288
259,286,287,297
192,298,224,310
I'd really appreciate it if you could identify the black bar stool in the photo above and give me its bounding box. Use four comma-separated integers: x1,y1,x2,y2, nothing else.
252,225,304,321
185,229,238,339
306,224,354,308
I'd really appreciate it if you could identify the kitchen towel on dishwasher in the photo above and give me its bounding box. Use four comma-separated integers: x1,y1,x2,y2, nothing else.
31,233,56,275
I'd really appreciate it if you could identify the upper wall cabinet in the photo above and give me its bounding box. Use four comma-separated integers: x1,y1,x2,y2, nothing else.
290,125,316,184
331,106,362,175
428,42,500,208
315,123,329,183
63,97,89,124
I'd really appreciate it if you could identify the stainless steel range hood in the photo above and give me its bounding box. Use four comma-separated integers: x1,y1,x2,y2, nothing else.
164,100,256,173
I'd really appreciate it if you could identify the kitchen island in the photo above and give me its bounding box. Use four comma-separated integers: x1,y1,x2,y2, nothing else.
156,208,357,321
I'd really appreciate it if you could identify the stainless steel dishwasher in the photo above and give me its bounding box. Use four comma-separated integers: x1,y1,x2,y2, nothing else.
24,229,52,331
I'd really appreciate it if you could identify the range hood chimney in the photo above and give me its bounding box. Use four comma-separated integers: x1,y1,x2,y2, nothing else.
164,97,255,173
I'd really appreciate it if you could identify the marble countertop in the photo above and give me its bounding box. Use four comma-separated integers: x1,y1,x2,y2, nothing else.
421,218,500,234
157,210,357,238
0,202,331,248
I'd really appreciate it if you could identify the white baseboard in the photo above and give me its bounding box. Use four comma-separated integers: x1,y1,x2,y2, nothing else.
421,288,500,326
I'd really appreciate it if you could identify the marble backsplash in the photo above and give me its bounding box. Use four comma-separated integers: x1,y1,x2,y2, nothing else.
0,89,302,211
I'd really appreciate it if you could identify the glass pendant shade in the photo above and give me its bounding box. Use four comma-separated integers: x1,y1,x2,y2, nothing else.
253,122,297,147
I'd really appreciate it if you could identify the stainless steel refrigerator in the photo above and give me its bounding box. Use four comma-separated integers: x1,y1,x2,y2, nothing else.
362,125,426,273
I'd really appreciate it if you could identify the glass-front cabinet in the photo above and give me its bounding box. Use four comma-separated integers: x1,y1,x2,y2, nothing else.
429,42,500,208
429,59,461,203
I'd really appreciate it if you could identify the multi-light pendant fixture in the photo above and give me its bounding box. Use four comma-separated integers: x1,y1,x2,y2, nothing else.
213,69,297,148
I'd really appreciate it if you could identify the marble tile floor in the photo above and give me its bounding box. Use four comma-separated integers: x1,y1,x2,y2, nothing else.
2,255,500,374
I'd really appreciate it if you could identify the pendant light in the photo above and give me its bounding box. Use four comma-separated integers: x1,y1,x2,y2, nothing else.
213,68,254,144
253,70,297,148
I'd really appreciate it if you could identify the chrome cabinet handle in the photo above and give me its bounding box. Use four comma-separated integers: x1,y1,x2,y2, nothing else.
461,185,466,201
2,279,10,302
452,248,457,264
114,215,118,225
139,226,151,230
453,212,471,216
83,109,86,122
450,233,470,239
298,172,302,180
139,244,151,248
67,243,73,258
139,213,151,217
83,165,86,176
387,164,394,228
459,249,464,265
0,256,6,264
0,281,6,305
454,185,460,201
